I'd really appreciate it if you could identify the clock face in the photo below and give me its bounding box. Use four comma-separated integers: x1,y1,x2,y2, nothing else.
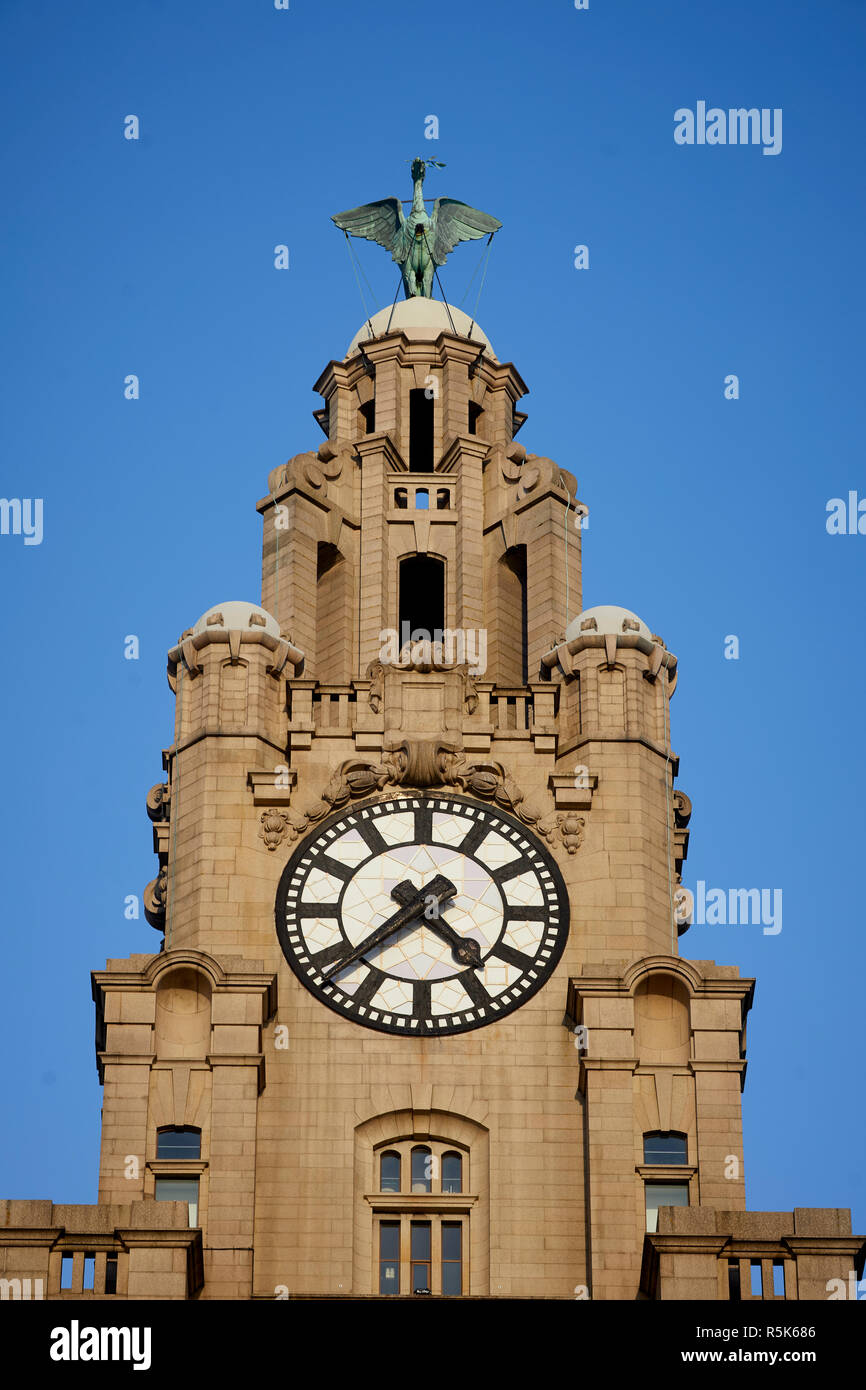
275,795,570,1036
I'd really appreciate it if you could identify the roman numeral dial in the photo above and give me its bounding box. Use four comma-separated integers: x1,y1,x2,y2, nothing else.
275,795,570,1038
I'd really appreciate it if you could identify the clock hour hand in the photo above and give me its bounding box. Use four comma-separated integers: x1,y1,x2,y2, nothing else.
391,881,483,968
319,874,457,982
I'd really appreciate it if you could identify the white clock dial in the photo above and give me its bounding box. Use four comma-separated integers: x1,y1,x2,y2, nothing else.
275,795,570,1036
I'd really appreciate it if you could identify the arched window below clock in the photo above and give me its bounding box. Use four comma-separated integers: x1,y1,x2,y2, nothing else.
355,1109,488,1297
411,1146,432,1194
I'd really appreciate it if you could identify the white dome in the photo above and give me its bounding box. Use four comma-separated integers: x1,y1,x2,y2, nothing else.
193,601,281,638
347,299,496,359
564,605,652,643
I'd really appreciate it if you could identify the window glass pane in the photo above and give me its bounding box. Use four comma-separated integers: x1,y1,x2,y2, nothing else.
411,1147,431,1193
379,1223,400,1261
643,1133,687,1164
442,1223,462,1296
157,1128,201,1159
410,1221,431,1292
154,1176,199,1226
410,1222,431,1262
379,1222,400,1295
442,1152,462,1193
442,1223,461,1260
645,1182,689,1232
380,1152,401,1193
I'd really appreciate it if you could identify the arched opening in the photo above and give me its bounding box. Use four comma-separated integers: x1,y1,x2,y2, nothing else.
399,555,444,643
494,544,527,685
317,541,352,681
409,388,434,471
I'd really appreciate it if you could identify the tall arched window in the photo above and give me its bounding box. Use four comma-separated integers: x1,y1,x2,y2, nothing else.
399,555,444,642
411,1145,432,1194
493,544,527,685
380,1151,401,1193
316,541,351,682
441,1152,462,1194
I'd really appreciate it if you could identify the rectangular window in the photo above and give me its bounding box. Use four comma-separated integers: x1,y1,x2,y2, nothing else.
60,1254,73,1290
379,1222,400,1296
773,1261,785,1297
105,1255,118,1296
750,1261,763,1297
410,1221,431,1292
156,1129,201,1159
441,1223,462,1295
643,1133,688,1164
154,1176,199,1226
728,1259,741,1301
645,1181,689,1233
82,1254,95,1291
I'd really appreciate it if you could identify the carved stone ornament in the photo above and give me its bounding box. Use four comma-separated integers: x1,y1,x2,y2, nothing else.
258,741,580,857
557,813,585,856
146,783,171,822
143,865,168,930
364,651,479,715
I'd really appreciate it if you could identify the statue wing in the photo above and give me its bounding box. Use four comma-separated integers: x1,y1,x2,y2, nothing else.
430,199,502,266
331,197,411,264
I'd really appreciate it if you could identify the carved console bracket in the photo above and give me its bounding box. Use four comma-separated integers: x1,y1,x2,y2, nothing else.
548,772,598,812
247,768,297,807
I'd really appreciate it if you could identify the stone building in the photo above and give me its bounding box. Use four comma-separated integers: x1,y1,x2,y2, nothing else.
1,297,862,1301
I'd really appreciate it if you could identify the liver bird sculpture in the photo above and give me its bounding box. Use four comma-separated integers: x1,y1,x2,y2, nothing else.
332,157,502,299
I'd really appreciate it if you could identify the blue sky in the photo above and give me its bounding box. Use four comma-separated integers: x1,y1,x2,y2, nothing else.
1,0,863,1249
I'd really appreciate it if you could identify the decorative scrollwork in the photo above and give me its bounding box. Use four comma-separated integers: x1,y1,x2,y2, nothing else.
143,865,168,929
259,742,574,857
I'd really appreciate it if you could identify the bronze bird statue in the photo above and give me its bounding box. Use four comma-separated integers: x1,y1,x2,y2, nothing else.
332,157,502,299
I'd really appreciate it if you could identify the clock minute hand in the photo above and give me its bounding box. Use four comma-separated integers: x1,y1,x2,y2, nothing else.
319,874,457,983
391,881,483,968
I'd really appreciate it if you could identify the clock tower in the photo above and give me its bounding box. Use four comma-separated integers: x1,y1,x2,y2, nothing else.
2,292,862,1303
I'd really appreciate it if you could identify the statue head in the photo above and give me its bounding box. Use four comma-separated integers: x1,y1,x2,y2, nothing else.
411,157,426,183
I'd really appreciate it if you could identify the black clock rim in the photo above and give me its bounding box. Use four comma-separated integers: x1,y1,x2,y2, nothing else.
273,792,571,1039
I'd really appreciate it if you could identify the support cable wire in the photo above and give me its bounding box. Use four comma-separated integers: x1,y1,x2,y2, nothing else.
385,268,404,334
420,228,457,335
468,233,496,340
459,234,491,308
342,231,375,342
